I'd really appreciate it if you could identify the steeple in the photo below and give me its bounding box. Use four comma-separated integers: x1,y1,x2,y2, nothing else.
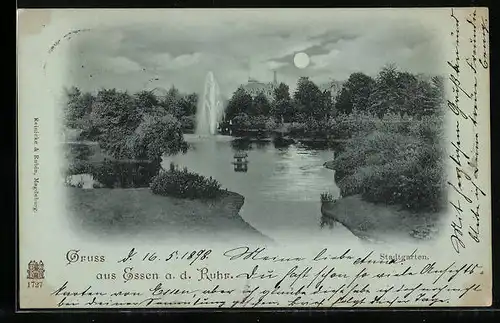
273,70,277,84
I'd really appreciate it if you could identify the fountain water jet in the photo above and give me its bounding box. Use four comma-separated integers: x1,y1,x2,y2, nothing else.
196,71,224,135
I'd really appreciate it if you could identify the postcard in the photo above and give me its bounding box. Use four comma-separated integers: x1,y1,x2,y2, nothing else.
17,7,491,309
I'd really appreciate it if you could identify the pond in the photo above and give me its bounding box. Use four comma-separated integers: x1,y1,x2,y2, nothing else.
162,134,362,245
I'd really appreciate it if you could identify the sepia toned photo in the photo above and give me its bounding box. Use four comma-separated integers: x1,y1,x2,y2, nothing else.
17,8,491,309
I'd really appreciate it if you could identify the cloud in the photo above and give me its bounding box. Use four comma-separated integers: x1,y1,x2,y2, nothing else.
152,52,203,70
310,49,341,70
69,11,446,96
104,56,142,74
266,60,289,70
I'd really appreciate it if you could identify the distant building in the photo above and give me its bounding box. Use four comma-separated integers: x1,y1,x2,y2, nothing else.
319,79,345,103
241,71,279,101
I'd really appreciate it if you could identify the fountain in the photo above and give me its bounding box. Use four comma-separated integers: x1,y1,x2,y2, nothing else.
195,71,224,136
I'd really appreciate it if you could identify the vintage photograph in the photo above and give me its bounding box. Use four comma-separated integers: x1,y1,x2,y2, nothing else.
60,11,447,245
18,8,492,310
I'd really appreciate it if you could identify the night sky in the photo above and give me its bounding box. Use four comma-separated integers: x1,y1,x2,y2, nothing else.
67,9,447,97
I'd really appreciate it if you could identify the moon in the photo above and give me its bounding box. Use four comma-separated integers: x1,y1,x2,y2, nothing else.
293,52,310,69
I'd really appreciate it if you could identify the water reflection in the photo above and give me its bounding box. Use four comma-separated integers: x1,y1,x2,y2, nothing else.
297,140,330,150
320,214,337,229
231,138,253,151
232,151,249,173
273,136,295,148
233,163,248,172
163,135,342,242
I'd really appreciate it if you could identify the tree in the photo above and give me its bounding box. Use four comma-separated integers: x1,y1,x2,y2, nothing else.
323,90,336,117
431,75,445,101
393,71,419,117
271,83,292,122
274,82,291,102
65,86,81,109
368,65,442,118
225,87,253,120
369,64,399,117
90,89,142,158
293,77,328,120
335,73,375,115
126,114,188,161
232,112,251,129
427,75,446,116
251,92,271,116
411,78,439,117
135,90,160,116
64,87,95,128
159,86,182,118
178,93,199,116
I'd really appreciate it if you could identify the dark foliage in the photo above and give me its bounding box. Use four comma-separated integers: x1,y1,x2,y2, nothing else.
225,87,254,120
63,87,190,161
150,165,223,199
89,159,162,188
331,115,446,212
66,159,93,177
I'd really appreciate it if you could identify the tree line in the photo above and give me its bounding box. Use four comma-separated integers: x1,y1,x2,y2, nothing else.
224,77,334,124
63,64,445,160
63,86,198,161
65,86,199,129
223,64,445,128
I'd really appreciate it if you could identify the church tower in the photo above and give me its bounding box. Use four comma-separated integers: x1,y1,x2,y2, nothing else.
273,70,277,84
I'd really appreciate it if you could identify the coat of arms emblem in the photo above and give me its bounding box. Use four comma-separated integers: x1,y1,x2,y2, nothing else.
27,260,45,280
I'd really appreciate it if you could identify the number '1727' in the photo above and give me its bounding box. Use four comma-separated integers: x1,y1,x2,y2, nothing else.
27,281,43,288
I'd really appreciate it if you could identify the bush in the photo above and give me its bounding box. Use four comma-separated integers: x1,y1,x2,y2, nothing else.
66,159,93,177
303,118,334,137
265,117,278,131
320,192,335,203
89,159,161,188
232,113,251,129
69,143,92,160
287,122,306,137
327,112,378,139
331,114,446,212
150,167,223,199
248,115,268,130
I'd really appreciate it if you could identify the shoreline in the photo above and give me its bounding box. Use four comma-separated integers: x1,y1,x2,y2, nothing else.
323,160,335,170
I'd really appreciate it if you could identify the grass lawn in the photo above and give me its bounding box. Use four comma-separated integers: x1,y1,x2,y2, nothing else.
65,187,270,243
321,195,442,243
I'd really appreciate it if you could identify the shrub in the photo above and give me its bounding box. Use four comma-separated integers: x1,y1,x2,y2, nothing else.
303,118,333,137
150,167,223,199
265,117,278,131
64,142,96,163
89,159,161,188
66,159,93,177
331,113,446,212
70,143,92,160
320,191,335,203
232,113,251,129
248,115,268,130
287,122,306,137
327,112,378,139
